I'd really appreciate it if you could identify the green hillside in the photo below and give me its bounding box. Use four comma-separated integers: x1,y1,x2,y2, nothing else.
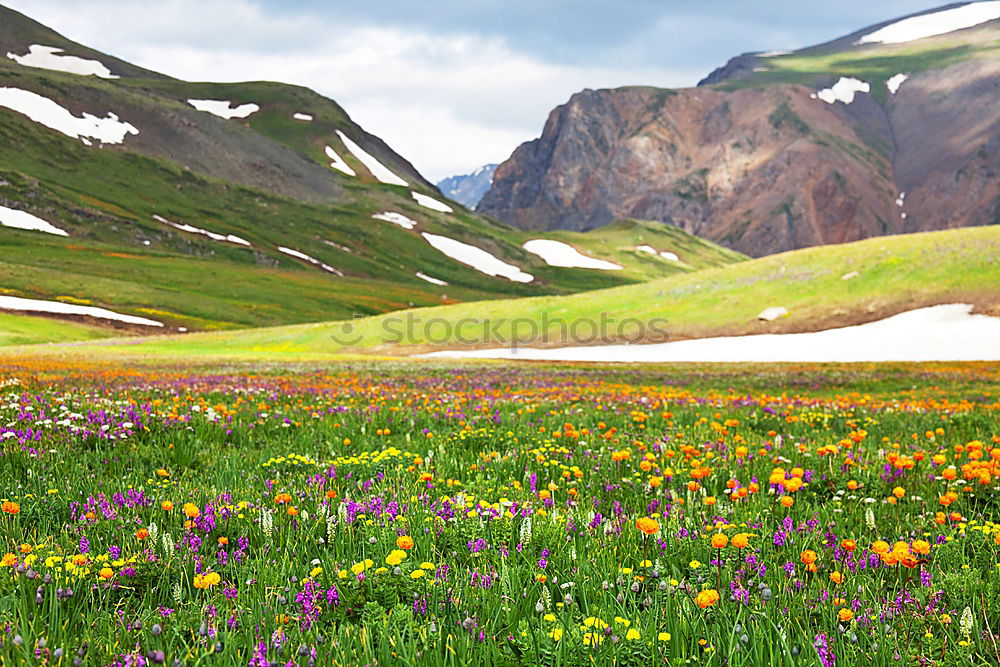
12,225,996,359
0,3,743,342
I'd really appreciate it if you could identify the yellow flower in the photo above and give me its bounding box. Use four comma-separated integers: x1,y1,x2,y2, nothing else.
689,560,702,569
386,550,407,566
98,567,114,579
420,562,435,570
543,613,557,622
310,566,322,577
410,569,425,579
548,627,564,641
0,553,17,567
658,632,671,642
625,628,640,641
614,617,631,627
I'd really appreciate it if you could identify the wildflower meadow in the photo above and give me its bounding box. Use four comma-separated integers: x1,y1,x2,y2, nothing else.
1,360,999,665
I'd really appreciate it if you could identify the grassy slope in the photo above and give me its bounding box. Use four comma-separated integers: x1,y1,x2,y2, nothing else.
717,22,1000,101
15,225,996,360
0,312,113,346
0,61,743,336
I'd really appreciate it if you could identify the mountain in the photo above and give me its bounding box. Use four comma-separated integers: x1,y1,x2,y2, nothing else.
436,164,497,209
0,4,742,337
478,2,1000,257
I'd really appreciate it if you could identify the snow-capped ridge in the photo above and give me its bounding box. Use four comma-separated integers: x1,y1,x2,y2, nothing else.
856,2,1000,45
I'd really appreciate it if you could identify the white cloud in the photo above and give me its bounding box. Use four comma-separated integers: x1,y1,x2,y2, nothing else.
4,0,697,180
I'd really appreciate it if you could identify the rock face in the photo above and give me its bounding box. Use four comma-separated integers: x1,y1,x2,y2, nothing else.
480,25,1000,256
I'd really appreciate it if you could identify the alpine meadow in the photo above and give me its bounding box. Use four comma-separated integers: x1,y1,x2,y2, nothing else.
1,2,1000,666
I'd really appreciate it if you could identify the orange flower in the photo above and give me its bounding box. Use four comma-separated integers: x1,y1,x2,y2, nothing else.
636,517,659,535
287,506,299,516
161,501,174,511
871,540,890,555
780,496,794,508
912,540,930,555
840,539,857,552
892,487,905,499
325,490,337,499
829,571,843,584
99,567,114,579
731,533,750,549
695,589,720,608
217,536,229,546
396,536,415,550
711,533,729,549
703,496,717,506
800,550,817,565
183,503,199,518
274,493,292,505
838,608,854,623
1,501,20,515
136,528,149,540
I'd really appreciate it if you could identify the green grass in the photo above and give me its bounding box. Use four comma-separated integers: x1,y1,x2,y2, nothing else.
717,25,1000,104
0,360,998,664
0,312,113,346
0,65,742,336
13,225,996,360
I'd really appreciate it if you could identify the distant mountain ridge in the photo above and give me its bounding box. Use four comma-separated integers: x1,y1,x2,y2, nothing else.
479,2,1000,256
436,164,497,209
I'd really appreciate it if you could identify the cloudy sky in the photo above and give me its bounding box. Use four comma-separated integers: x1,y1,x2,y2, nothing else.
7,0,948,181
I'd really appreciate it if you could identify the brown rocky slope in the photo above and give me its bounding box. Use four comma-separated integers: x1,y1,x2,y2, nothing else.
479,8,1000,257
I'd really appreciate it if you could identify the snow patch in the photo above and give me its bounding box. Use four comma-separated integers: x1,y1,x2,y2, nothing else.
187,99,259,119
758,50,791,57
323,239,352,254
335,130,407,186
816,77,870,104
0,295,162,327
7,45,118,79
757,306,788,321
372,211,417,230
324,145,356,176
523,239,621,270
277,246,343,276
856,2,1000,45
0,87,138,144
292,112,313,121
0,206,68,236
636,245,679,261
416,272,448,286
421,233,533,283
424,305,1000,363
411,192,453,213
154,215,250,246
886,73,909,94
